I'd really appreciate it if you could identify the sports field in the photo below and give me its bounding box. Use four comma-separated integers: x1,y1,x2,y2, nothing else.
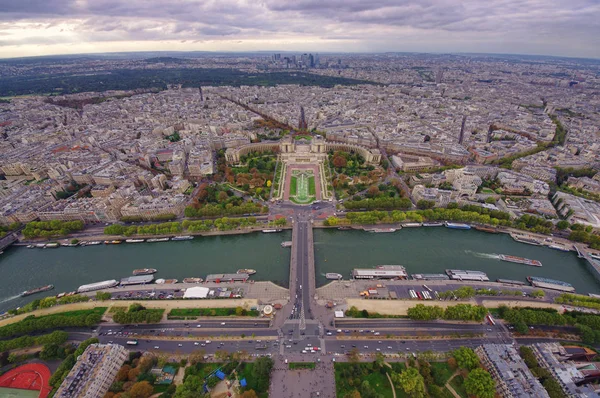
289,170,316,204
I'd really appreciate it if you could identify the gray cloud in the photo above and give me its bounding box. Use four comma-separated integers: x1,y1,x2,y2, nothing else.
0,0,598,57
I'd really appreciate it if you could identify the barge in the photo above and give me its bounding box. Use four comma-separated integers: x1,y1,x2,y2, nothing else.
527,276,575,293
183,277,203,283
21,284,54,297
171,236,194,241
446,269,489,281
326,273,343,280
132,268,157,276
147,238,169,243
498,254,542,267
411,273,450,281
120,275,154,286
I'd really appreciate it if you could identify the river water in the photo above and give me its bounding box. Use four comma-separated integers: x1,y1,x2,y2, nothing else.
314,228,600,293
1,227,599,314
0,231,292,313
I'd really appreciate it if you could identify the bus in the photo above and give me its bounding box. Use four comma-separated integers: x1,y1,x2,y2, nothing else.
126,340,138,346
486,314,496,326
255,344,268,350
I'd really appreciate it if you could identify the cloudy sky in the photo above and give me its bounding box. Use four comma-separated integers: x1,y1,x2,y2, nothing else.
0,0,599,59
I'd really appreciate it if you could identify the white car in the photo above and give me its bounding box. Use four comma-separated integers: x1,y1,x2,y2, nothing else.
154,346,160,349
206,340,211,344
178,344,183,347
196,325,202,328
221,322,226,325
194,342,200,346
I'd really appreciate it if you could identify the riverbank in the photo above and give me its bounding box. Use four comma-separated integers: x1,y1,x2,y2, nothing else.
344,298,563,316
0,299,260,328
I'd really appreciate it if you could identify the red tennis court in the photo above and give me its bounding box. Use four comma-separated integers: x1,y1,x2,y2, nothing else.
0,363,52,398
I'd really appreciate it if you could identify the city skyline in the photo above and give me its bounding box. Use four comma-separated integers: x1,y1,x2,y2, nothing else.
1,0,599,59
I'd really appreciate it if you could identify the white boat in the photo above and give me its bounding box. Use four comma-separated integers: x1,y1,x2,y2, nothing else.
86,241,102,245
147,237,170,243
262,229,282,233
548,244,571,252
125,239,145,243
171,236,194,241
326,273,343,280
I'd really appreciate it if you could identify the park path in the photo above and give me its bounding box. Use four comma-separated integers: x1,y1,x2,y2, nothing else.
385,372,397,398
445,372,461,398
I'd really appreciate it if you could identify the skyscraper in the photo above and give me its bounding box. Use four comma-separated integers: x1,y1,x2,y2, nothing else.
458,115,467,144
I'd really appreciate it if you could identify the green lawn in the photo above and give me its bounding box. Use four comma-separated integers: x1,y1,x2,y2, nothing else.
237,362,269,398
290,176,297,198
335,363,396,398
449,375,468,398
430,362,454,385
168,308,259,318
308,176,316,196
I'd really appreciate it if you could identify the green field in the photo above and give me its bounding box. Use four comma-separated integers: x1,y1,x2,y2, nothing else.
449,375,468,398
289,170,316,204
335,363,397,398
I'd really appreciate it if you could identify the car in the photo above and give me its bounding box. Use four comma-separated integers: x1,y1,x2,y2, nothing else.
196,325,202,328
206,340,211,344
194,342,199,346
374,332,380,336
332,358,336,362
340,345,346,348
376,348,381,351
337,329,342,333
154,346,160,349
108,340,113,343
352,345,356,348
201,343,206,347
326,332,332,336
302,350,307,353
257,340,262,343
178,344,183,347
220,322,226,325
406,347,410,351
378,341,382,344
364,345,368,348
286,345,292,348
387,346,393,349
359,329,364,333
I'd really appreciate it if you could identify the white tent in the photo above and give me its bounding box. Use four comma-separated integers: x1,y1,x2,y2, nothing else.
183,286,210,299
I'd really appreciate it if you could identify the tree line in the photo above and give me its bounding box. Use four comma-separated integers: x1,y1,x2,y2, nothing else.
407,303,487,322
0,330,68,352
23,220,84,239
0,308,105,339
519,346,567,398
112,303,164,324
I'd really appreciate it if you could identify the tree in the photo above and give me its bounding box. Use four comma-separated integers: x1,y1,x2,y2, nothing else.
452,347,479,370
464,368,495,398
556,220,569,230
347,347,361,363
128,381,154,398
241,391,259,398
417,200,435,210
392,367,426,398
333,154,347,168
344,391,362,398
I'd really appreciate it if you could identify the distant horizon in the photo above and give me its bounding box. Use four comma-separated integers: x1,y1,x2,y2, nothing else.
0,49,599,62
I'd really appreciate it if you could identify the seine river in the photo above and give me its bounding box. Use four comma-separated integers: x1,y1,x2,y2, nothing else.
314,228,600,294
0,231,292,313
1,227,599,313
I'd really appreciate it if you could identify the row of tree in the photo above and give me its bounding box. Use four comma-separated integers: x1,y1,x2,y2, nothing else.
0,309,104,338
344,196,413,210
0,330,68,352
112,303,164,324
519,346,567,398
104,222,182,236
555,293,600,310
23,220,84,238
407,304,487,322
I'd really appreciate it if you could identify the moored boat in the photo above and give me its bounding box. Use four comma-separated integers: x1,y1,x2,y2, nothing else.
155,278,178,284
147,237,169,243
21,284,54,297
44,243,59,248
422,222,444,227
262,229,282,233
86,241,102,245
237,269,256,275
444,222,471,230
125,239,145,243
474,225,499,234
132,268,157,276
548,244,571,252
104,240,122,245
183,277,203,283
326,273,343,280
281,241,292,248
498,254,542,267
510,233,543,246
171,236,193,241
